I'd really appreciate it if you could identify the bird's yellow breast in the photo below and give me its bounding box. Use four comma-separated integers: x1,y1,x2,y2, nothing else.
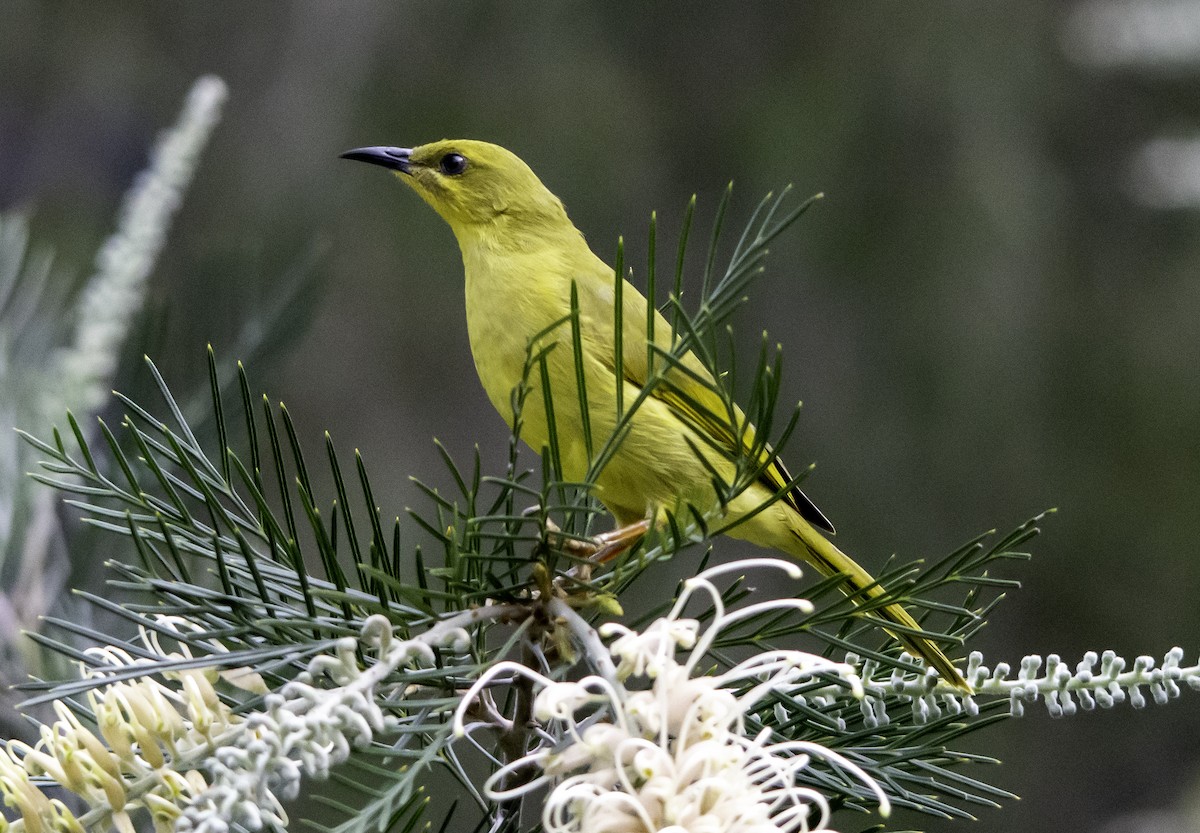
460,230,605,463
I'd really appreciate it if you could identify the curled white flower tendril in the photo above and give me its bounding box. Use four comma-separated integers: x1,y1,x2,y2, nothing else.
475,559,884,833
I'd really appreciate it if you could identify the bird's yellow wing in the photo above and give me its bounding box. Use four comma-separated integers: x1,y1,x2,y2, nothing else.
591,278,835,534
636,366,835,534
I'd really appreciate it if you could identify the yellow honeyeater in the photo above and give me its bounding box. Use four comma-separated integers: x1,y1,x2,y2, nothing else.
342,139,967,691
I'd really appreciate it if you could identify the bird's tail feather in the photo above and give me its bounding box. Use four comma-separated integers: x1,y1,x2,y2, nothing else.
790,527,971,692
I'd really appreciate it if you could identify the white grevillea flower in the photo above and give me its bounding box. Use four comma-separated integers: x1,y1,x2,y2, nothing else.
178,614,470,833
851,645,1200,727
55,74,226,416
455,559,888,833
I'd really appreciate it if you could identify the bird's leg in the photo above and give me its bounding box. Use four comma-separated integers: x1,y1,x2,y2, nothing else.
532,508,650,564
589,519,651,563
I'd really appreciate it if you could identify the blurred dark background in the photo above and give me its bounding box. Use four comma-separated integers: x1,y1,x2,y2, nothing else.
6,2,1200,831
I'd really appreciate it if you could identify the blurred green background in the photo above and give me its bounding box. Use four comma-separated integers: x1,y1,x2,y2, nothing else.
6,2,1200,831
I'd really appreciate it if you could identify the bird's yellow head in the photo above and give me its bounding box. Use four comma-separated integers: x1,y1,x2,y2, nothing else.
341,139,572,241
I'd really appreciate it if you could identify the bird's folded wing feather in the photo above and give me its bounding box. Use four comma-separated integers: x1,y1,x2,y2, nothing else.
585,276,835,534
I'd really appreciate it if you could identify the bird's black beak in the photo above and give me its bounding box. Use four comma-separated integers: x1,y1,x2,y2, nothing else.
340,146,412,174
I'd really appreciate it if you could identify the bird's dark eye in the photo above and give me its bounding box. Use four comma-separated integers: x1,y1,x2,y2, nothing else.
439,153,467,175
